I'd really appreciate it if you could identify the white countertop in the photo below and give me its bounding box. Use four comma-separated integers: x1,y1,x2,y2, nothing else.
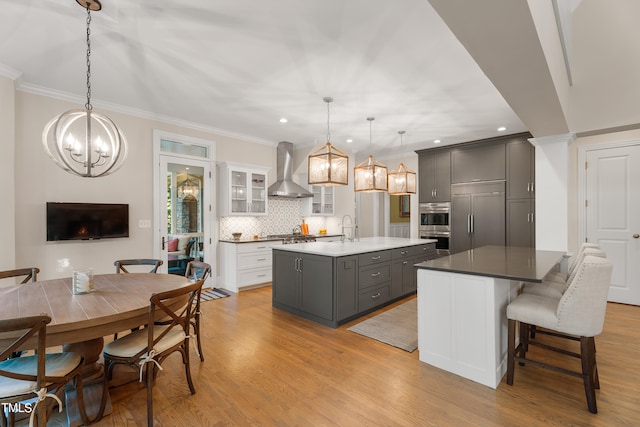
272,237,436,257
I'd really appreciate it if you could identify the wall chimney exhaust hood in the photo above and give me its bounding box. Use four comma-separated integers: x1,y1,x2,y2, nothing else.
268,141,313,198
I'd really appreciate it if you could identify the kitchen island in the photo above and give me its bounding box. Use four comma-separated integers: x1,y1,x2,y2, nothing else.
272,237,437,327
414,245,565,388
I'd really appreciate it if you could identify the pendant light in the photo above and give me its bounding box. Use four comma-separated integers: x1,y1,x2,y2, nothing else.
42,0,127,178
308,97,349,186
387,131,416,195
354,117,388,192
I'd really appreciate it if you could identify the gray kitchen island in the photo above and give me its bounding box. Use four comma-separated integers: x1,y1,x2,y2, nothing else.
272,237,437,328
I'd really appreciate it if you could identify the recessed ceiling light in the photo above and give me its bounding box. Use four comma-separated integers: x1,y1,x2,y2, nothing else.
279,118,288,123
346,138,353,143
497,126,507,132
434,139,441,144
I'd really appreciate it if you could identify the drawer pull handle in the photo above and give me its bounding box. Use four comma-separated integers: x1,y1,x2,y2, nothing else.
401,251,408,255
257,246,267,249
403,261,408,265
257,258,266,261
371,292,381,299
257,274,266,277
371,256,381,260
371,272,381,277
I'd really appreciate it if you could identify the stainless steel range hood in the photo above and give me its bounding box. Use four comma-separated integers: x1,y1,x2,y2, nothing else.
268,141,313,198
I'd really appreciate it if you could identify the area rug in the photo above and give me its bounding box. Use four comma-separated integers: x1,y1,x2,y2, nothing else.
347,298,417,352
200,288,231,302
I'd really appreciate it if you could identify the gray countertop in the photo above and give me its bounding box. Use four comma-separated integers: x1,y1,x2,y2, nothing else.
219,234,343,244
272,237,437,257
415,245,566,283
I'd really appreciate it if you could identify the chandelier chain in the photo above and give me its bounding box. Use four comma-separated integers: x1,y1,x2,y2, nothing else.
85,6,93,111
326,100,331,143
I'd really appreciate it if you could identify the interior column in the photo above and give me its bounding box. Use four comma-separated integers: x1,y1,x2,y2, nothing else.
529,133,575,251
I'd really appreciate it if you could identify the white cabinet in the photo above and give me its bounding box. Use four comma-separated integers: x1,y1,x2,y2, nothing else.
219,241,278,292
218,162,269,216
301,174,334,216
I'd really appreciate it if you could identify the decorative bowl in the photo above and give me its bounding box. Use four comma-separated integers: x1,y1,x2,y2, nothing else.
232,232,242,241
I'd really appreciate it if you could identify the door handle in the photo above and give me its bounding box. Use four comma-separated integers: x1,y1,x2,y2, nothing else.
633,234,639,239
467,214,471,234
470,214,474,234
162,236,166,250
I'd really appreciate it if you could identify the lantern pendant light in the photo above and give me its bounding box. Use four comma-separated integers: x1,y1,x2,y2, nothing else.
308,97,349,186
42,0,127,178
354,117,388,192
387,131,417,195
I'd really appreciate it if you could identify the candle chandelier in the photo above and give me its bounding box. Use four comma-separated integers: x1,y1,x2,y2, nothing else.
42,0,127,178
354,117,388,192
387,131,416,195
307,97,349,186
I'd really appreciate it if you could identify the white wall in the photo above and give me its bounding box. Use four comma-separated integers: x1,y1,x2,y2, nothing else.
13,90,277,280
0,75,16,271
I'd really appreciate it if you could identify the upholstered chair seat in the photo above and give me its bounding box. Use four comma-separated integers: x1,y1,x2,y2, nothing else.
0,353,82,397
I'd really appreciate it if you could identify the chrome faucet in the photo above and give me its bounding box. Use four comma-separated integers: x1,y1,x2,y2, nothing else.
341,214,354,242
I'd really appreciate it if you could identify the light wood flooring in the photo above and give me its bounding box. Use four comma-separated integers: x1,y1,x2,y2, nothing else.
65,285,640,425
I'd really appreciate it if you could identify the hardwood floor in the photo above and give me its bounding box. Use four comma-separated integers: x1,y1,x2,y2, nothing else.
87,285,639,426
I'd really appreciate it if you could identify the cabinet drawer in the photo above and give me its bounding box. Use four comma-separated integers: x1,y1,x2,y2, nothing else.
358,250,392,267
392,247,413,260
410,243,436,257
358,283,390,312
236,242,274,254
359,263,391,289
237,252,272,270
238,267,272,286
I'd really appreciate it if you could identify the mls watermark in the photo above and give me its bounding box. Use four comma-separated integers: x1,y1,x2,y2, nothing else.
1,402,34,414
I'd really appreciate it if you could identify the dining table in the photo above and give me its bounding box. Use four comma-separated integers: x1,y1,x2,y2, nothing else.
0,272,192,426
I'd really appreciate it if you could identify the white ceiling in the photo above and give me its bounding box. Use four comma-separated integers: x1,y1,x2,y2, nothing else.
1,0,532,157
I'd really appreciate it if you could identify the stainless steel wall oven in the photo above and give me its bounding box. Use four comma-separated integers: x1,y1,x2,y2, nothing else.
419,202,450,255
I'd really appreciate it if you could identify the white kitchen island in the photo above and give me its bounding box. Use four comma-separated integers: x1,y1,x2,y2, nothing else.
414,245,565,389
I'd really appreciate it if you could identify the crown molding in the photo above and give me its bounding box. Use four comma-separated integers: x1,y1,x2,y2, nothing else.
0,63,22,81
16,82,276,147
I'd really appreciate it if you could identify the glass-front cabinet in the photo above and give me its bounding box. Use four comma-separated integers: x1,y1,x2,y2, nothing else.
219,162,269,216
303,183,334,216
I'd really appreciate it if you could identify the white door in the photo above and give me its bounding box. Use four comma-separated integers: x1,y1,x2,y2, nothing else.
153,131,215,287
585,144,640,305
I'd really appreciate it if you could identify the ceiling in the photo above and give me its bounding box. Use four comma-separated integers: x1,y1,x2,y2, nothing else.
1,0,534,157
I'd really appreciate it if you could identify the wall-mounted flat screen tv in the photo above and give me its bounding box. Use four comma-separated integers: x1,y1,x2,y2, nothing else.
46,202,129,242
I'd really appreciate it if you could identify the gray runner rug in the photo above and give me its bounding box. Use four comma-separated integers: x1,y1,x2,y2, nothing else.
347,298,417,352
200,288,230,302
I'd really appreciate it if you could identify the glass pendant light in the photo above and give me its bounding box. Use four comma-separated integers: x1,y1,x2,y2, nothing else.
387,131,417,195
42,0,127,177
308,97,349,186
354,117,388,192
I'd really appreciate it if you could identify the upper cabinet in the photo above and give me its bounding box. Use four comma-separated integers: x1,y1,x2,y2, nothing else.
299,174,334,216
418,150,451,202
451,143,505,184
218,162,269,216
506,139,535,199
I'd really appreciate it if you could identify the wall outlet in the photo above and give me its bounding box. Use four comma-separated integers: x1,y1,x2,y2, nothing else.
139,219,152,228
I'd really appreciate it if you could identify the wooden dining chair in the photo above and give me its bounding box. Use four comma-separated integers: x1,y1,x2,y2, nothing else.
0,267,40,284
114,259,163,274
184,261,212,361
506,256,613,413
0,315,90,427
101,278,205,426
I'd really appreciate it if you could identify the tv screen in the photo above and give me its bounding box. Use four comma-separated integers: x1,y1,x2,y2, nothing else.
46,202,129,242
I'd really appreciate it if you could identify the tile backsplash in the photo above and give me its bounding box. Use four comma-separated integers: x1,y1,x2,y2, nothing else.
219,199,341,240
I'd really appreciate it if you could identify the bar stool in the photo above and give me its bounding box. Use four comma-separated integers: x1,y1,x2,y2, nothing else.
506,256,613,413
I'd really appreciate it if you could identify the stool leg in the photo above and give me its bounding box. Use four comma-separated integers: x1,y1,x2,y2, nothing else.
507,318,516,385
581,336,598,414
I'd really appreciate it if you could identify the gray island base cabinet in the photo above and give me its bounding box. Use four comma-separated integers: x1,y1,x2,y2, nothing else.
272,237,437,328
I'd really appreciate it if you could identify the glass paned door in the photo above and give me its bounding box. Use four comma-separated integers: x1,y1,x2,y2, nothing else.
231,170,248,213
250,172,266,213
160,159,210,278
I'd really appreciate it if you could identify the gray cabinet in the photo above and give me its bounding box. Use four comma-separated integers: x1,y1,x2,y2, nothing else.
451,182,505,253
451,143,506,184
336,256,358,321
419,151,451,202
272,251,333,322
506,139,535,247
507,199,535,248
391,244,435,298
507,139,535,199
